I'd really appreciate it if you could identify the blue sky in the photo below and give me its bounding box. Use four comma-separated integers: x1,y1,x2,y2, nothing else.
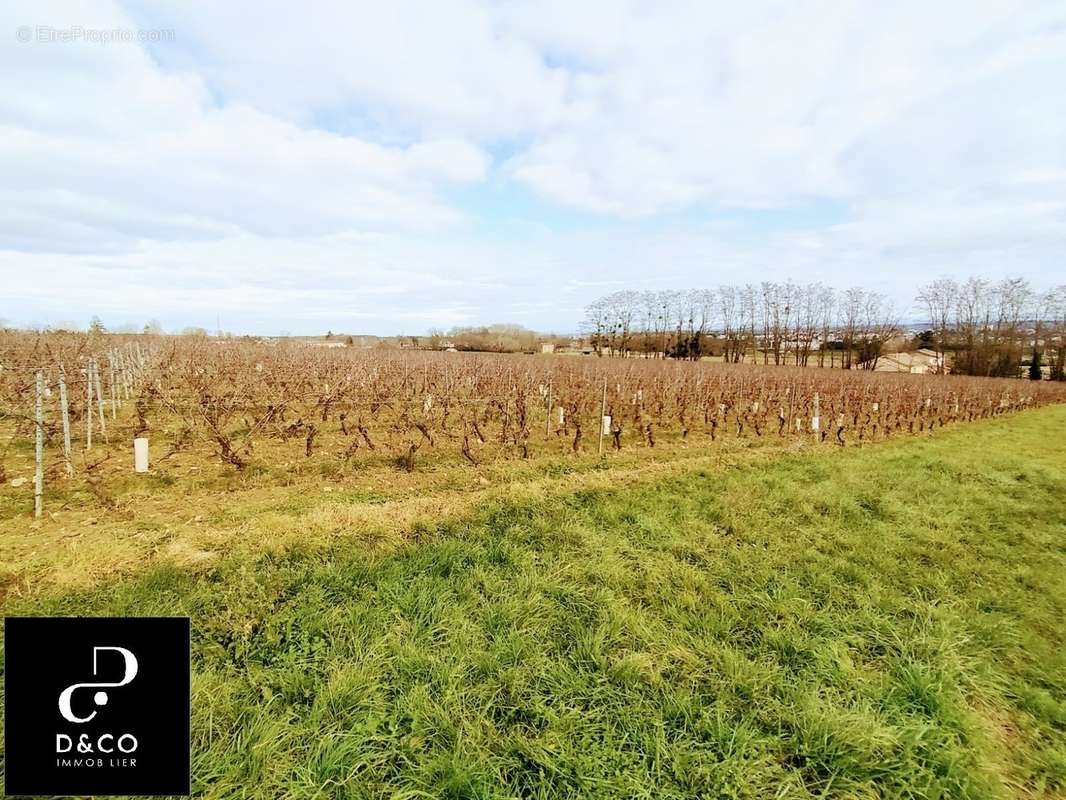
2,1,1064,335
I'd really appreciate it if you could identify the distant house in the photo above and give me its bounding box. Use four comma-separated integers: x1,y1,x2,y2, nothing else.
780,334,825,352
540,343,556,354
857,348,946,374
549,338,595,356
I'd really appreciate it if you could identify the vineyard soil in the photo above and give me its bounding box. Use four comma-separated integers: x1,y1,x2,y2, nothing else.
2,405,1064,798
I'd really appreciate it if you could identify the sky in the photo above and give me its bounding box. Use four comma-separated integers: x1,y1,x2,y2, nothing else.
1,1,1064,335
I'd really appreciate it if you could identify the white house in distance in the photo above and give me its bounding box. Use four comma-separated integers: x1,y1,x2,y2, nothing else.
858,348,946,374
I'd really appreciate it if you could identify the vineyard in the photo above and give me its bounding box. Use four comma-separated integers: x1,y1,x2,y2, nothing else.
3,331,1066,519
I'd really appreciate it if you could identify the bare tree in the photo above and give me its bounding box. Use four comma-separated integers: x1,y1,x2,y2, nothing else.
739,284,758,364
718,285,742,363
840,288,865,369
917,278,957,373
817,285,836,367
856,292,899,370
1048,285,1066,381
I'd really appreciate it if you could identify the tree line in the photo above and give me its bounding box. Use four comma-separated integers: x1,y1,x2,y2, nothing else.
583,278,1066,379
917,277,1065,380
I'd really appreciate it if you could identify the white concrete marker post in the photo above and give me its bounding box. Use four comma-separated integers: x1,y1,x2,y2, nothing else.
134,437,149,473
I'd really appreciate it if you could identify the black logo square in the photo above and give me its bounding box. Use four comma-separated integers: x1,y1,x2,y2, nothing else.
4,617,190,797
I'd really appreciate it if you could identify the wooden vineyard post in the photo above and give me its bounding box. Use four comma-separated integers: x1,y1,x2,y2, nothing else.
545,379,552,439
58,369,72,476
93,359,107,437
85,366,93,450
109,356,117,418
117,351,128,399
598,377,607,456
34,371,44,518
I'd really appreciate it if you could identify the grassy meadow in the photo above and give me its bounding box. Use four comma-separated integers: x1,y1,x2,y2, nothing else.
2,405,1065,798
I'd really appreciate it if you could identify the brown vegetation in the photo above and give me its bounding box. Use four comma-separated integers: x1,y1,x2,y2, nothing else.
3,331,1065,509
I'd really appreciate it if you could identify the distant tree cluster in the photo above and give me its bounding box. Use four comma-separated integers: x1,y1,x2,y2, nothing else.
918,278,1066,380
583,284,898,369
429,324,542,353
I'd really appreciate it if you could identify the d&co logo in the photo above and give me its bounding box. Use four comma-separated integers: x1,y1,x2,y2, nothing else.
4,617,190,796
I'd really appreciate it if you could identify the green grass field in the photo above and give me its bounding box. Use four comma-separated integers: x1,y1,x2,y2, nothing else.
3,406,1065,798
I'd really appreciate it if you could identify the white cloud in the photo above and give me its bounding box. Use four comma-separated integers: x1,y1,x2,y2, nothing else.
0,0,490,253
0,0,1063,331
117,0,1066,219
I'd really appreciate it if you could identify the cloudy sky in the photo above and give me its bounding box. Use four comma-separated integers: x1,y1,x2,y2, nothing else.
2,1,1064,334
